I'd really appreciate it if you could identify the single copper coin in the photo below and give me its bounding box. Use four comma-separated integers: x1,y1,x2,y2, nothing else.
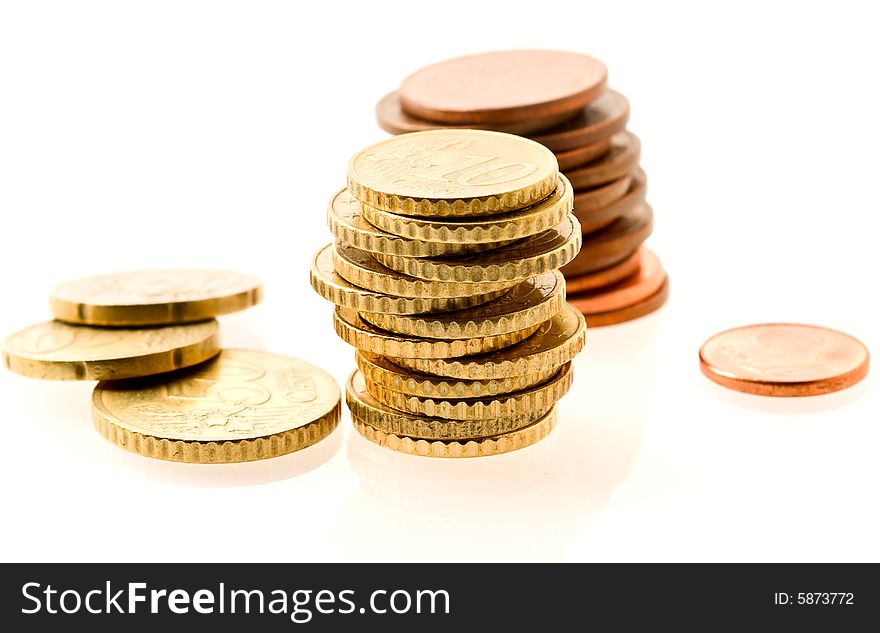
578,276,669,327
565,247,642,294
573,174,632,214
398,50,607,125
561,202,653,277
577,167,647,234
531,90,629,152
555,137,612,170
699,324,870,397
566,131,641,189
375,92,576,137
566,249,665,313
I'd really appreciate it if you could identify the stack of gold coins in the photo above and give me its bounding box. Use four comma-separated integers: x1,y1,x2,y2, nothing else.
375,49,668,326
310,129,587,458
2,271,341,463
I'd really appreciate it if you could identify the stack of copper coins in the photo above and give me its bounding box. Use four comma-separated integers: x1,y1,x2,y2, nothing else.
375,49,668,326
310,129,586,458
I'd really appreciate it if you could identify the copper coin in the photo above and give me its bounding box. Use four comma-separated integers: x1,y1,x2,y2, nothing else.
566,131,641,189
565,247,642,294
578,276,668,327
398,50,607,125
531,90,629,152
573,174,632,213
555,137,612,171
561,202,652,277
566,249,665,314
699,324,870,397
577,167,647,234
375,92,576,137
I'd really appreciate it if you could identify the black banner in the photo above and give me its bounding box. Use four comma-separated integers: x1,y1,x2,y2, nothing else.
1,563,876,631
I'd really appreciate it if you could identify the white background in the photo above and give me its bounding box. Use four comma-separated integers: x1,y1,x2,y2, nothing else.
1,0,878,563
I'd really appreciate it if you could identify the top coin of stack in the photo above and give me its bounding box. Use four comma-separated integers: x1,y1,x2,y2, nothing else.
375,49,668,326
310,129,587,457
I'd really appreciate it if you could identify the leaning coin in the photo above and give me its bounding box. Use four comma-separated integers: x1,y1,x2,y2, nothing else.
578,167,647,234
565,131,641,189
561,203,652,277
565,248,642,294
567,249,666,314
2,319,220,380
531,90,630,152
580,277,669,327
573,174,632,214
92,349,341,463
49,270,262,326
555,137,613,171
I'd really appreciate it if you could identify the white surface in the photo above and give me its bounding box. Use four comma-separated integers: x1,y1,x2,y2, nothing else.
1,0,878,563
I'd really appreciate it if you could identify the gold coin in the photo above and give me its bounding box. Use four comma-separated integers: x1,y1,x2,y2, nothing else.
351,406,557,458
374,215,581,283
393,303,585,379
366,362,573,420
91,349,341,463
360,175,573,244
360,271,565,339
331,242,514,300
49,270,262,326
333,307,538,359
2,319,220,381
327,189,514,257
346,129,558,217
347,371,552,440
356,351,557,399
309,244,498,314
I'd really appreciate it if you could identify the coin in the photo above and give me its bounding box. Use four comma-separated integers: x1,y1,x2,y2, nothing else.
360,271,565,339
359,174,573,245
561,203,652,277
581,276,669,327
91,349,341,463
375,216,582,284
394,303,586,379
699,323,870,397
347,130,558,217
567,249,666,314
355,351,557,399
310,243,499,314
49,270,262,326
531,90,630,152
555,138,613,171
332,307,539,359
331,242,514,300
366,362,573,420
328,189,515,257
573,174,632,213
2,319,220,380
347,371,552,440
577,167,647,234
351,406,557,458
565,131,641,189
375,91,575,136
397,50,607,125
565,248,642,294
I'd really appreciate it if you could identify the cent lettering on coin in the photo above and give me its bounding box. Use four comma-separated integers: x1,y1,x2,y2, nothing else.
2,319,220,380
50,270,263,326
699,324,870,397
91,349,341,463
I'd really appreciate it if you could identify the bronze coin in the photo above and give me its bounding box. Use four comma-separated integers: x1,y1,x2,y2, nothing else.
375,92,575,137
699,324,870,397
555,137,612,171
565,131,641,189
577,167,647,234
398,50,607,125
566,249,666,314
530,90,629,152
573,174,632,214
561,202,652,277
565,247,642,294
579,276,668,327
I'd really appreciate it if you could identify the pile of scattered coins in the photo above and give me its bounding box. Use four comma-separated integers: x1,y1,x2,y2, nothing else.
2,272,342,463
375,49,668,325
310,128,587,457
